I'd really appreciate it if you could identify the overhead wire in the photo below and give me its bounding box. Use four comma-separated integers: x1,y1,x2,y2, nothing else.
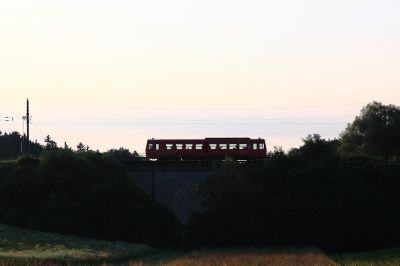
31,121,47,142
40,98,400,112
32,115,354,120
3,99,397,131
30,114,352,126
0,116,14,122
34,121,347,126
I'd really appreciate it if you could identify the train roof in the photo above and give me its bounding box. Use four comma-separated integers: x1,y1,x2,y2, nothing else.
147,137,265,141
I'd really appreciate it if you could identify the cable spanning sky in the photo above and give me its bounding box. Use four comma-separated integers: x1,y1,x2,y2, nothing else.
1,0,400,152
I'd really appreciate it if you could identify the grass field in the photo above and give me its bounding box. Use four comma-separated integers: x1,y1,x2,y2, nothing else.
0,161,15,167
334,248,400,266
128,247,339,266
1,224,400,265
0,224,154,265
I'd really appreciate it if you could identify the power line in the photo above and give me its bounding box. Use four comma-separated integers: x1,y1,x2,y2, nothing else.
29,115,352,125
0,116,14,122
13,99,400,122
34,121,347,125
42,99,400,112
32,115,354,120
31,121,47,142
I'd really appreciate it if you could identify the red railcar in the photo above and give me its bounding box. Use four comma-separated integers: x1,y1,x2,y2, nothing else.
146,138,266,160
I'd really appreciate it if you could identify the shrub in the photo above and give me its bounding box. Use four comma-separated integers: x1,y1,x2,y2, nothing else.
0,150,181,245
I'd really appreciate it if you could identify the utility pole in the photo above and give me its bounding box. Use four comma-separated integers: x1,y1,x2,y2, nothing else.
26,98,30,154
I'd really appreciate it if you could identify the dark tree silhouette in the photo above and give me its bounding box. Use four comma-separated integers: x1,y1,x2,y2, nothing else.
340,102,400,160
185,135,398,251
0,150,182,245
288,134,340,160
104,147,142,161
0,131,42,159
44,135,57,151
76,142,87,152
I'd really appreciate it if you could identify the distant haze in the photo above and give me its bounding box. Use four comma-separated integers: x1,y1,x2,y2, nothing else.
1,0,399,153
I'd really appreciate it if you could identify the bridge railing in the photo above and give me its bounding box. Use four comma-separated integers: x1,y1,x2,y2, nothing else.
122,160,224,172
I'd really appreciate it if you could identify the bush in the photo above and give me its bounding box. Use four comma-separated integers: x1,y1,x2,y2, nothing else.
0,150,181,245
185,144,399,251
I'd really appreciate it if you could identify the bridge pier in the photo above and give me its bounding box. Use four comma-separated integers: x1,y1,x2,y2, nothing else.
122,160,235,223
151,170,156,202
127,169,214,223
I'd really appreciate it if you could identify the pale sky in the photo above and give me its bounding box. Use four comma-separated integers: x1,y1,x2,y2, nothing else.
1,0,399,153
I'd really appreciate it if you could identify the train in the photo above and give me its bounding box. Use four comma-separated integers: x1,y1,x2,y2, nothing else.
146,138,266,160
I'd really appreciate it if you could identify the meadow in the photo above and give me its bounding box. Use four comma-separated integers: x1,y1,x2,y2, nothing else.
0,224,400,265
128,247,339,266
0,224,153,265
334,248,400,266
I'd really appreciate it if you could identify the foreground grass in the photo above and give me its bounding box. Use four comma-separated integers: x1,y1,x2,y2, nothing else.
128,247,339,266
1,223,400,265
334,248,400,266
0,161,15,168
0,224,154,265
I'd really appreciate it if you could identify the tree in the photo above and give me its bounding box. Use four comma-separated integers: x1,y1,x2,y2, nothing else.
104,147,142,161
0,131,22,159
44,135,57,150
63,142,71,150
0,131,42,159
267,146,286,159
0,150,182,244
76,142,87,152
288,134,339,160
340,102,400,160
185,147,395,251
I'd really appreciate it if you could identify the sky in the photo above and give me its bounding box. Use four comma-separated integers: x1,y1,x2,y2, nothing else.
1,0,399,153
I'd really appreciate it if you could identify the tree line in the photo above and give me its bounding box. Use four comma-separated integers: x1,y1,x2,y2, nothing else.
0,150,181,245
185,102,400,251
0,101,399,251
0,132,142,161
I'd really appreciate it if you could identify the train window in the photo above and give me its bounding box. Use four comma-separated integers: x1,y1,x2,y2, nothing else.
229,144,237,149
156,144,159,150
253,143,258,150
195,144,203,150
166,144,173,150
259,143,265,149
239,144,247,150
176,144,183,150
185,144,193,150
209,144,217,149
148,143,153,150
219,144,227,150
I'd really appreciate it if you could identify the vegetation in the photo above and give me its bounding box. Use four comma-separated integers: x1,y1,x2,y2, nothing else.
0,224,153,265
0,131,142,161
340,101,400,160
0,131,42,160
185,137,400,251
104,147,144,161
1,220,400,266
334,248,400,266
0,150,181,245
128,247,338,266
2,225,400,266
182,103,400,251
1,101,400,263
